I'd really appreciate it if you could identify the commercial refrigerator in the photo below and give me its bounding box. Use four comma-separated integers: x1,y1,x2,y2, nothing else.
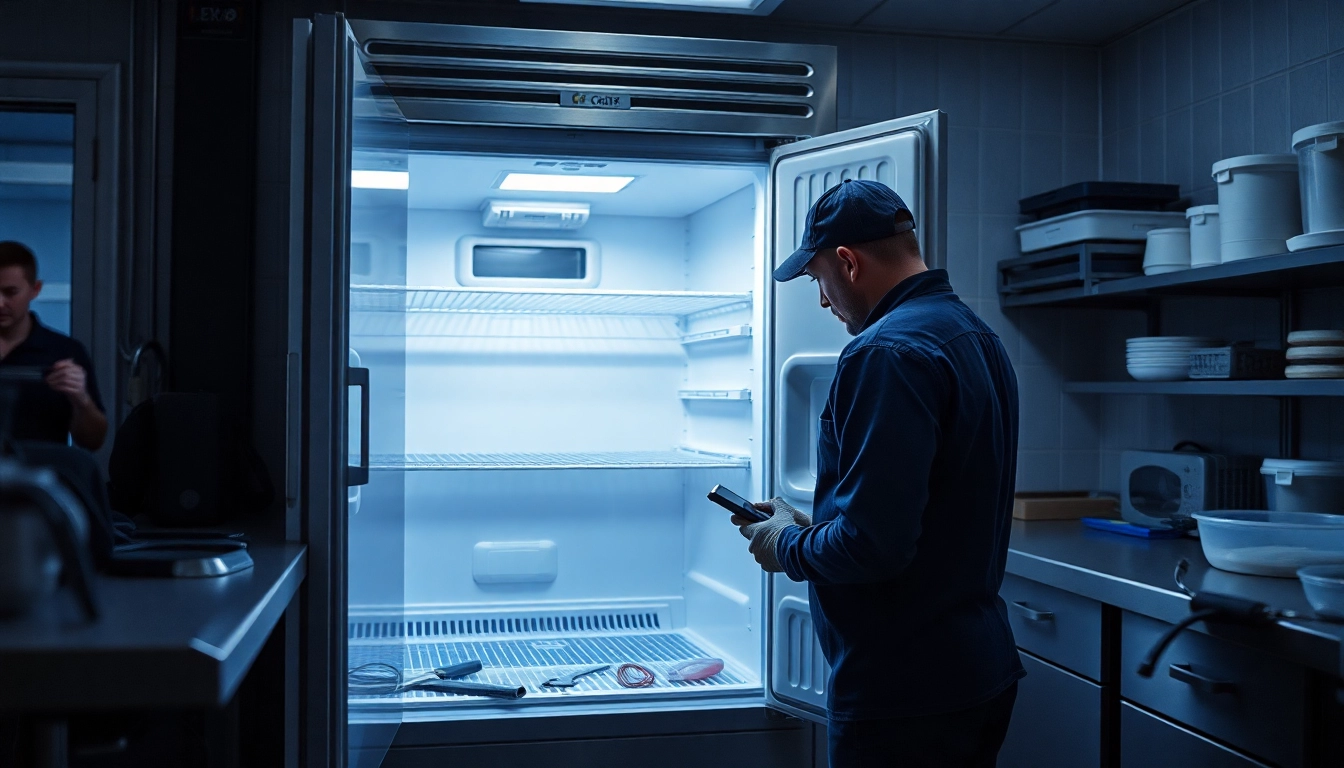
289,14,945,767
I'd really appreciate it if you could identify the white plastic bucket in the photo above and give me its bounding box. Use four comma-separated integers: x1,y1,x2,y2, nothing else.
1186,205,1220,267
1261,458,1344,513
1212,154,1301,262
1143,227,1190,275
1293,121,1344,234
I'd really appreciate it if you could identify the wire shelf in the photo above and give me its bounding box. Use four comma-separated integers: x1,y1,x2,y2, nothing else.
351,285,752,319
370,448,751,471
348,631,754,708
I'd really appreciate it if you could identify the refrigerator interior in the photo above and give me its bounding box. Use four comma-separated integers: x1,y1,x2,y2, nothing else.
346,151,770,718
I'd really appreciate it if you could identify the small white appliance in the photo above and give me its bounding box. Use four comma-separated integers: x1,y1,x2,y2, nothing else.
1120,448,1264,529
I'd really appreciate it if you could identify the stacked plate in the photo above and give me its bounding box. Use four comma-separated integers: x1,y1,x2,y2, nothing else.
1285,330,1344,379
1126,336,1223,381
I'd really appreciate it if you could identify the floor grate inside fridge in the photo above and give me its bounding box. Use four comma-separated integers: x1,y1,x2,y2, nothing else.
348,631,755,708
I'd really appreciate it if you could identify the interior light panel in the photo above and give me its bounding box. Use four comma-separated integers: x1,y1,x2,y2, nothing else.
351,170,409,190
497,172,635,194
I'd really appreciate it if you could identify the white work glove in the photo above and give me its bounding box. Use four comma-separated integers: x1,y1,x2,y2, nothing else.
733,498,811,573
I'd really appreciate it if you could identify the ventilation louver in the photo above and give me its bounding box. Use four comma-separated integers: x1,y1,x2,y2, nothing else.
348,20,836,138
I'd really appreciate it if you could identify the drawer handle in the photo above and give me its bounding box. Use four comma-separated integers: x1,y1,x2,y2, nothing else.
1010,601,1055,622
1169,664,1237,694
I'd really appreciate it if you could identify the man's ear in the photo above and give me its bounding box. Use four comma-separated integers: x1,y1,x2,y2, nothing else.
31,279,43,300
834,246,860,283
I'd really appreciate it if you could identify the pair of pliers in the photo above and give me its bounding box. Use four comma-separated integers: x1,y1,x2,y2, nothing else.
543,664,610,688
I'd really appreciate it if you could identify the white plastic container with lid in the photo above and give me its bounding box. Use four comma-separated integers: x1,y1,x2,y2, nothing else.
1261,458,1344,513
1292,121,1344,235
1212,154,1301,262
1186,205,1220,267
1142,227,1191,275
1014,209,1188,254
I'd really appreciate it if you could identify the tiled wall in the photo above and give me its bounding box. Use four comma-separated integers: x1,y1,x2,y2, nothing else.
1102,0,1344,202
1084,0,1344,491
249,8,1102,499
832,35,1101,493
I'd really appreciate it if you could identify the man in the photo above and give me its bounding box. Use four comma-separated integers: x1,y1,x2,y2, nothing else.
0,241,107,450
732,180,1022,767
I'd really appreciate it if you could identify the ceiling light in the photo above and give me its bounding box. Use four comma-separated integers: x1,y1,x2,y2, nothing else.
351,170,409,190
497,172,634,194
521,0,782,13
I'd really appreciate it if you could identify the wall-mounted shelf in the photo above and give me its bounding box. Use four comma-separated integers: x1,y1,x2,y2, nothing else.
370,448,750,471
678,389,752,401
1064,380,1344,397
1001,245,1344,308
351,285,752,319
681,325,752,346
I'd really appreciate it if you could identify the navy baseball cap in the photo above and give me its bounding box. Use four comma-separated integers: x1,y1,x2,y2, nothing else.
773,179,915,282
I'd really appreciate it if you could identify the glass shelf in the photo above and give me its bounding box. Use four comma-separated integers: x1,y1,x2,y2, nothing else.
370,448,751,470
351,285,752,319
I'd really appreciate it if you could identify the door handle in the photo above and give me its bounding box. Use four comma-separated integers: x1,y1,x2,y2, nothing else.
1168,663,1237,694
347,366,370,487
1010,601,1054,622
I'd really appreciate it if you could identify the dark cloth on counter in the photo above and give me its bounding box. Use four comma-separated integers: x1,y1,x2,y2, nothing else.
0,314,103,444
827,682,1018,768
775,269,1024,720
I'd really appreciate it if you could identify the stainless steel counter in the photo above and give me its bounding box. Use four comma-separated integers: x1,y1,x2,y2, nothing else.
0,540,306,711
1006,520,1344,679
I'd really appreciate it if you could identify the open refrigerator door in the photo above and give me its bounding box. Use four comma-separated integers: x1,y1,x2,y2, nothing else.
764,111,946,723
296,13,412,767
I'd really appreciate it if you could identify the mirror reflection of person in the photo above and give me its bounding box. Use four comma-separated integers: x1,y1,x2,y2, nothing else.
0,241,107,450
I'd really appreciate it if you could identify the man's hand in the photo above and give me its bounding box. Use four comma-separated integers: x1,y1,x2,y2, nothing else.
732,497,811,573
46,358,91,405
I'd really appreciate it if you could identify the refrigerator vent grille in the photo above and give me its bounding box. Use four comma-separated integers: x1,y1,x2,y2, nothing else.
349,632,757,707
349,610,663,640
348,20,836,137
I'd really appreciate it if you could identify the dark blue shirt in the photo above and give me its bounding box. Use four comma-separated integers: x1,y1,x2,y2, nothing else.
0,313,104,444
776,269,1023,720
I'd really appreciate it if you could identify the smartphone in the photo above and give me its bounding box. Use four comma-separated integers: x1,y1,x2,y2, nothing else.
707,484,769,523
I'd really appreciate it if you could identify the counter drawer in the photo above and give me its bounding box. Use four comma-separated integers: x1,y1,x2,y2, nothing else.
1121,702,1269,768
999,652,1103,768
1000,573,1104,681
1119,611,1305,768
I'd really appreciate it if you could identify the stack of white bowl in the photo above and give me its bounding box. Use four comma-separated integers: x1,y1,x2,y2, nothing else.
1143,228,1191,275
1285,330,1344,379
1126,336,1223,381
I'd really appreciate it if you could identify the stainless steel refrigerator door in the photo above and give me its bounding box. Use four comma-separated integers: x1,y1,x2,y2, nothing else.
296,13,412,768
763,111,946,724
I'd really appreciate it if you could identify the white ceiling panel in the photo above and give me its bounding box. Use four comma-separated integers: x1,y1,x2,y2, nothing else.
1004,0,1194,44
771,0,886,26
858,0,1056,36
407,155,759,218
